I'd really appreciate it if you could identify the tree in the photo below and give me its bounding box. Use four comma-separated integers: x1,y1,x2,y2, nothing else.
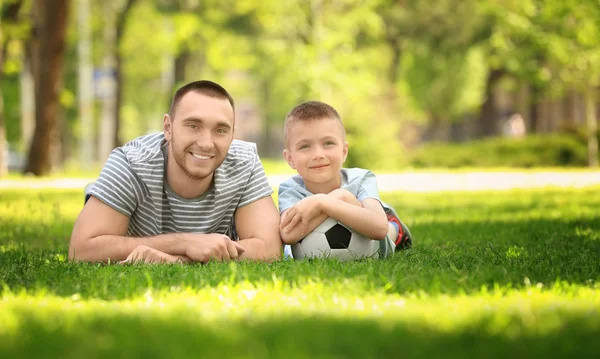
23,0,70,175
0,0,27,176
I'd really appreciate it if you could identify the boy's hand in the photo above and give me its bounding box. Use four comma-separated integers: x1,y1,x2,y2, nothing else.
280,195,325,235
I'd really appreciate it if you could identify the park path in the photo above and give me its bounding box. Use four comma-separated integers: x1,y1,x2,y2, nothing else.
0,171,599,192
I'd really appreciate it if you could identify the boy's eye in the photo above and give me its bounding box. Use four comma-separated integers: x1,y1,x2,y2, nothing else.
324,141,335,146
299,144,310,150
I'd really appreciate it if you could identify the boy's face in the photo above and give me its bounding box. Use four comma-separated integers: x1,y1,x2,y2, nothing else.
283,117,348,188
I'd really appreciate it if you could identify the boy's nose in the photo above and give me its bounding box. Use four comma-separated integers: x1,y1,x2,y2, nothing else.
312,148,325,159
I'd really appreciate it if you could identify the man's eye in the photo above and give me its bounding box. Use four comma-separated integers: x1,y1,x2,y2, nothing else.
188,124,198,129
216,128,228,134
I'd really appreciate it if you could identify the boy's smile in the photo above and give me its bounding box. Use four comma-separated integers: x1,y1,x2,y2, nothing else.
283,117,348,194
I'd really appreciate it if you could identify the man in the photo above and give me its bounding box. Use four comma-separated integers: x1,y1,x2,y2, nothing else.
69,80,282,264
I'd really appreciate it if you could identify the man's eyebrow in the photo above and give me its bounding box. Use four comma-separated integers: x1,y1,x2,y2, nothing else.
182,117,232,129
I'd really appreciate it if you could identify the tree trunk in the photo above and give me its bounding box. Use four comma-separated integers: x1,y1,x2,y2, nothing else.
260,79,274,156
0,18,6,176
529,86,540,133
584,86,598,167
425,115,451,142
174,50,190,86
0,0,25,176
387,39,401,86
99,3,117,162
515,83,530,133
113,0,137,148
78,0,94,168
477,69,504,138
20,54,35,151
114,51,123,147
24,0,70,176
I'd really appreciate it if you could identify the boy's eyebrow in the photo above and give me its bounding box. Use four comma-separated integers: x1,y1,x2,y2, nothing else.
182,117,232,129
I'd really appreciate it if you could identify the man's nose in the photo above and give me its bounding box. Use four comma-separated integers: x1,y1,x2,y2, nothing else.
195,130,215,149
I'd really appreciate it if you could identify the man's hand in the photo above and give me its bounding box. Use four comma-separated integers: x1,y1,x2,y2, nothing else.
280,194,325,235
120,245,191,264
183,233,246,263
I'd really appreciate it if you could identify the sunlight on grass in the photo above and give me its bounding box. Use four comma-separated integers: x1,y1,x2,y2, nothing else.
0,185,599,357
1,281,599,357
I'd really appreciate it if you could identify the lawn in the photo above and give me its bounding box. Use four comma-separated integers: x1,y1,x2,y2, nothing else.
1,186,599,358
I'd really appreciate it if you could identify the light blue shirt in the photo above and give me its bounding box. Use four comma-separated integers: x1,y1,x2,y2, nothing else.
278,168,398,217
277,168,399,260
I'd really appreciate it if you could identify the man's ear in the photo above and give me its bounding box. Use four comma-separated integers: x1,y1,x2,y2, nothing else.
163,114,172,141
283,149,296,169
342,141,349,163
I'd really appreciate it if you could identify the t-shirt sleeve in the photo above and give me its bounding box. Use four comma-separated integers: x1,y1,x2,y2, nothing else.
237,148,274,208
277,180,304,213
356,170,382,203
86,149,143,217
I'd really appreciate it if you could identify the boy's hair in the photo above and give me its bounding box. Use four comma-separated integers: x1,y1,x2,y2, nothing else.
168,80,235,117
284,101,345,147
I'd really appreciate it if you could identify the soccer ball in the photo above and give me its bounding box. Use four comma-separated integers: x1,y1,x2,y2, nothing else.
291,217,375,261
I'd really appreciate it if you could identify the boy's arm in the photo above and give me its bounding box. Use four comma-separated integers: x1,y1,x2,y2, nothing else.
280,189,389,243
279,190,351,244
280,205,329,244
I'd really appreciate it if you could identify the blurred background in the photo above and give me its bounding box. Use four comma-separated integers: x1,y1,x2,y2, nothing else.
0,0,598,177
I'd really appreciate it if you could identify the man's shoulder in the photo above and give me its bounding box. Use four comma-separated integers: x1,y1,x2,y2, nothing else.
226,139,259,163
119,132,165,165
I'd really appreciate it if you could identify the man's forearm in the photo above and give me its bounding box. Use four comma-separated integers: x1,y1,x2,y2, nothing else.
237,237,282,262
69,233,187,263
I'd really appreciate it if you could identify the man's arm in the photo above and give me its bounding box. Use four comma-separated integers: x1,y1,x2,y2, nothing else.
69,197,244,263
234,196,282,262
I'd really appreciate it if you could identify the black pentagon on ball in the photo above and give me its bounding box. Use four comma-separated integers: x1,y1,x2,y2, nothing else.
325,224,352,249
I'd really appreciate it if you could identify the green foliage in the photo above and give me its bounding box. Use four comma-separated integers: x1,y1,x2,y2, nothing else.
401,46,487,122
1,186,600,357
409,133,593,168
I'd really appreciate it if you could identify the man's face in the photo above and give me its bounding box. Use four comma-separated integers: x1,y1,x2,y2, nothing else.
164,92,234,182
283,117,348,188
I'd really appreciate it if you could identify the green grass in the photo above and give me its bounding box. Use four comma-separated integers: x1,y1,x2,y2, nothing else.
1,186,599,358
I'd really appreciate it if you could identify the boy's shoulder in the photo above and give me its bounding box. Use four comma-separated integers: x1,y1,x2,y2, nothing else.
342,167,374,182
279,174,307,190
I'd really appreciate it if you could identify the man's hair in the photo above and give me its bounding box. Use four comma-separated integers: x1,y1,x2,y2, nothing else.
168,80,235,117
284,101,344,147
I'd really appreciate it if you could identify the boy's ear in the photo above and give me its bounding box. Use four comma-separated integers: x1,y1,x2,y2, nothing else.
163,114,172,141
342,141,349,163
283,149,296,169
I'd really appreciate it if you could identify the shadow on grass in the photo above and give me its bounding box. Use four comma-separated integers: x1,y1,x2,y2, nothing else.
0,309,599,359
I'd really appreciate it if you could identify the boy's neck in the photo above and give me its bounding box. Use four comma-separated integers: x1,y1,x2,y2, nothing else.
304,173,342,194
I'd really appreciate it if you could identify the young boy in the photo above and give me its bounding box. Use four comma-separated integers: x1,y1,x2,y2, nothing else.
278,101,412,259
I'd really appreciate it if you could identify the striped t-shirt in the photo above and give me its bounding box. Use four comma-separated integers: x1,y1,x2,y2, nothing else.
87,132,273,239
